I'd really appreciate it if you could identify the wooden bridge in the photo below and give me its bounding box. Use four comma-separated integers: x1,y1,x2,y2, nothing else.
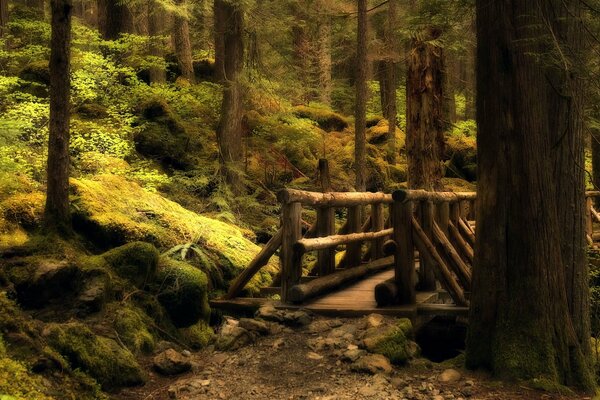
212,187,600,319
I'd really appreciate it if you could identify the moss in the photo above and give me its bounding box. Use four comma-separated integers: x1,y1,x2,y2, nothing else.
110,304,155,354
45,322,145,390
155,257,210,328
178,320,214,349
363,318,413,365
101,242,159,288
75,103,109,120
292,105,349,132
70,175,277,293
0,192,45,230
526,378,575,396
18,61,50,85
0,353,56,400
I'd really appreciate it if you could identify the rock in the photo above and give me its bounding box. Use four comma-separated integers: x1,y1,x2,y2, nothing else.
358,386,378,397
307,352,324,360
102,242,159,287
77,275,110,315
307,320,333,333
256,304,284,323
182,350,191,357
13,260,79,308
238,318,270,335
341,348,366,362
153,349,192,376
432,396,444,400
155,341,177,352
439,368,461,383
365,313,385,328
362,318,414,365
350,354,393,375
215,327,254,351
283,310,312,327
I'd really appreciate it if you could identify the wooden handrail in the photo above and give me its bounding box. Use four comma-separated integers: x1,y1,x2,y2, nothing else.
393,189,476,203
294,228,393,253
278,188,392,206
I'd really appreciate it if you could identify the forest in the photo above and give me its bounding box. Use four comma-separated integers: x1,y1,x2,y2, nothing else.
0,0,600,399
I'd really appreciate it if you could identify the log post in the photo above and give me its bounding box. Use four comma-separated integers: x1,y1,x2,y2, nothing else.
587,197,594,240
370,203,385,260
436,201,450,236
345,205,362,267
317,206,335,276
418,200,437,291
392,198,416,304
281,202,303,303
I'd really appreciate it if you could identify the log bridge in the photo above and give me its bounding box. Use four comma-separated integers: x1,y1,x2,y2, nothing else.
211,189,600,319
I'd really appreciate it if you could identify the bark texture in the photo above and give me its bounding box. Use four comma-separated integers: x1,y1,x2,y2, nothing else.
466,0,594,390
173,0,194,83
97,0,133,40
45,0,73,234
354,0,368,192
215,0,244,192
148,1,166,84
405,28,445,190
0,0,8,38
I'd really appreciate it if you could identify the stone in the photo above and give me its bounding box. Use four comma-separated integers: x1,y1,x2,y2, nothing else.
256,304,285,322
358,386,378,397
341,348,366,363
215,327,254,351
362,319,414,365
238,318,270,335
283,310,312,327
14,260,79,308
438,369,461,383
307,352,324,360
350,354,393,375
365,313,385,328
153,349,192,376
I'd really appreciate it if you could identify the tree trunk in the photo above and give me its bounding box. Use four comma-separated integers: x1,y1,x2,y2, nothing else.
316,10,332,106
97,0,133,40
291,4,311,103
354,0,367,192
466,0,594,390
405,27,445,190
593,128,600,193
213,0,225,83
173,0,194,83
385,0,397,163
0,0,8,38
444,53,457,126
215,0,244,192
148,0,166,84
44,0,73,235
545,0,591,360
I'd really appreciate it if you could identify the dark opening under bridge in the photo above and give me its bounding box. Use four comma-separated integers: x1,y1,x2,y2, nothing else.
211,188,600,320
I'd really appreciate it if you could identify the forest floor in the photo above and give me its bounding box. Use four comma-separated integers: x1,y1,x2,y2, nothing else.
117,311,593,400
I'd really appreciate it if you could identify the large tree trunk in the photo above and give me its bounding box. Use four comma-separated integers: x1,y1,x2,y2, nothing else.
405,27,445,190
291,4,311,103
385,0,397,163
97,0,133,40
44,0,73,235
215,0,244,192
213,0,225,83
546,0,591,359
466,0,594,390
593,124,600,193
354,0,367,192
315,10,332,106
173,0,194,83
148,0,166,84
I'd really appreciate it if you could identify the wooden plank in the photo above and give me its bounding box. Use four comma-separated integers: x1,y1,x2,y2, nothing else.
345,205,362,268
316,206,336,276
419,200,437,291
281,202,303,303
370,203,385,260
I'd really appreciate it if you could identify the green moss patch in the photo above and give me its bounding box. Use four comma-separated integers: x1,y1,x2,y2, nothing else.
44,322,144,390
292,105,349,132
178,320,214,349
155,257,210,328
101,242,159,288
110,304,156,354
362,318,414,365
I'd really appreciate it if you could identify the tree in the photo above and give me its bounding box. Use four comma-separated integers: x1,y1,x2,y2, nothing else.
148,0,166,84
315,3,332,106
173,0,195,83
384,0,397,163
354,0,367,192
44,0,73,234
214,0,244,192
0,0,8,38
405,26,445,190
97,0,133,40
466,0,594,390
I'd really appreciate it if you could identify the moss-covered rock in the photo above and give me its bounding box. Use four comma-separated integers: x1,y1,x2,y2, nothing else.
18,61,50,98
292,105,349,132
0,349,56,400
110,304,155,354
362,318,415,365
178,320,214,349
70,175,277,294
0,192,45,230
44,322,145,390
156,257,210,328
101,242,159,288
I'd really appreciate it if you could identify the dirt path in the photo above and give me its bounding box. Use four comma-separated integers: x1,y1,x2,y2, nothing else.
117,313,592,400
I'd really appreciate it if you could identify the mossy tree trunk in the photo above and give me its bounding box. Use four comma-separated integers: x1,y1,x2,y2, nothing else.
593,125,600,194
44,0,73,235
215,0,244,193
354,0,367,193
466,0,595,391
405,27,445,190
173,0,194,83
148,0,166,84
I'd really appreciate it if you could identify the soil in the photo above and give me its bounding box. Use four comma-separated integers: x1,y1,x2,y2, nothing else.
116,314,594,400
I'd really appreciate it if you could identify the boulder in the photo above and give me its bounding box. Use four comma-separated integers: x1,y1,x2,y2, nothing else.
239,318,270,335
102,241,159,288
438,368,461,383
215,326,254,351
362,318,415,365
350,354,393,375
153,349,192,376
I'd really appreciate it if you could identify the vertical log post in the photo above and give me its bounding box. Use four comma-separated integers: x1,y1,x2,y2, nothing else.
317,205,335,276
586,196,594,240
281,202,303,303
436,201,450,235
370,203,385,260
419,200,437,291
392,198,416,304
346,206,362,267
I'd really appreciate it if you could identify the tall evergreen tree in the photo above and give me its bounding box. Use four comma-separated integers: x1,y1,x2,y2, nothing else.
354,0,367,192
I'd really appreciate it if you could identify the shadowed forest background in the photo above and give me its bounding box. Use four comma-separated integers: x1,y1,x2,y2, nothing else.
1,0,600,399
